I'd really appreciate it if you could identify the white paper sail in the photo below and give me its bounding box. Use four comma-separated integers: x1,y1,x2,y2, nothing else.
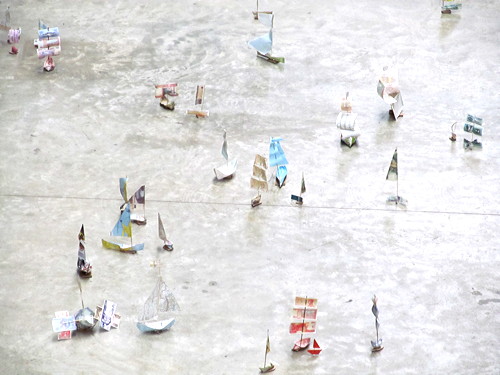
139,277,180,322
336,112,358,131
158,213,167,243
258,12,274,28
248,30,273,55
221,130,229,161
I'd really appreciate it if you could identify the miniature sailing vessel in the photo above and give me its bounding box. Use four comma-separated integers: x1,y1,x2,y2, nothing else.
158,213,173,251
102,203,145,252
35,20,60,72
463,114,483,150
386,148,407,206
377,66,404,120
250,154,269,207
186,85,209,118
2,7,22,53
77,224,92,278
307,339,322,355
336,92,360,147
52,310,77,340
259,330,276,373
441,0,462,14
155,83,178,110
75,307,96,331
94,300,121,331
449,122,457,142
137,276,180,333
269,137,288,188
291,173,306,205
252,0,272,20
214,130,238,180
371,295,384,352
119,178,147,225
248,12,284,64
290,296,318,351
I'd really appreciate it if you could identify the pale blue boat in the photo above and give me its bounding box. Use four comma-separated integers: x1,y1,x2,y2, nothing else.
269,137,288,188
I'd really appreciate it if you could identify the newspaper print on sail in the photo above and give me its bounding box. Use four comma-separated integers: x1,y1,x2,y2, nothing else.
129,185,145,205
155,83,178,98
100,300,117,331
386,149,398,181
78,224,86,261
292,307,317,320
111,204,132,237
140,278,180,322
289,321,317,334
294,296,317,308
195,85,205,105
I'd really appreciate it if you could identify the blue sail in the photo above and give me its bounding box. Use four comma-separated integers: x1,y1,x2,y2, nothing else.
269,137,288,167
248,30,273,55
111,204,132,237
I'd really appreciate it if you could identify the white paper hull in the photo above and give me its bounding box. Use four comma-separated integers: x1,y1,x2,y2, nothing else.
137,318,175,333
214,159,238,180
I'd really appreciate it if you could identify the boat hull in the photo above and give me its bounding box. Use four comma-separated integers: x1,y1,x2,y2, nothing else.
137,318,175,333
259,363,275,373
101,239,144,253
214,159,238,180
292,337,311,351
186,109,209,118
251,194,262,207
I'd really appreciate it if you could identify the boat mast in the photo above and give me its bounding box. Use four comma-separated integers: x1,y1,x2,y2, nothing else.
299,296,308,345
263,329,269,368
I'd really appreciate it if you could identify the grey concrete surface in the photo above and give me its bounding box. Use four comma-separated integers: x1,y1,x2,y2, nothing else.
0,0,499,374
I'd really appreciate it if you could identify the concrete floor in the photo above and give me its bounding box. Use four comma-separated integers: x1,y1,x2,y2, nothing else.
0,0,499,374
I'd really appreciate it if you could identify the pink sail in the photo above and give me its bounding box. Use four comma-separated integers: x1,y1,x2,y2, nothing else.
289,321,316,334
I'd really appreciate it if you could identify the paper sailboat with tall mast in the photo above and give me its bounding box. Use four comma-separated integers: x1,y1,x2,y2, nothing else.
250,154,269,207
214,130,238,180
291,173,306,205
35,20,60,72
186,85,209,118
463,114,483,150
370,295,384,352
269,137,288,188
441,0,462,14
336,92,360,147
155,83,178,110
377,66,403,120
137,276,180,333
158,213,173,251
2,7,21,55
386,148,406,206
290,296,318,351
248,12,284,64
102,203,145,252
77,224,92,278
259,330,276,373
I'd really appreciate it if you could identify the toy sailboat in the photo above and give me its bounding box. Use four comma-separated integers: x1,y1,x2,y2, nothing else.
155,83,178,110
77,224,92,278
2,7,22,53
336,92,360,147
441,0,462,14
307,339,322,355
291,173,306,205
463,114,483,150
250,154,269,207
290,296,318,351
371,295,384,352
259,330,276,373
94,300,121,331
119,178,147,225
377,66,404,120
158,213,173,251
35,20,60,72
269,137,288,188
252,0,272,20
214,130,238,180
186,85,209,118
137,276,180,333
386,148,407,206
102,203,145,253
248,12,284,64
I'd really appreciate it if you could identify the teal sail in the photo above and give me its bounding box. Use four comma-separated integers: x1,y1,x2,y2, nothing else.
269,137,288,167
248,30,273,55
111,204,132,237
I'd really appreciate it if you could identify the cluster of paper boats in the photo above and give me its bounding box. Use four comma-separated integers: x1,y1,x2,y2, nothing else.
52,179,179,340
